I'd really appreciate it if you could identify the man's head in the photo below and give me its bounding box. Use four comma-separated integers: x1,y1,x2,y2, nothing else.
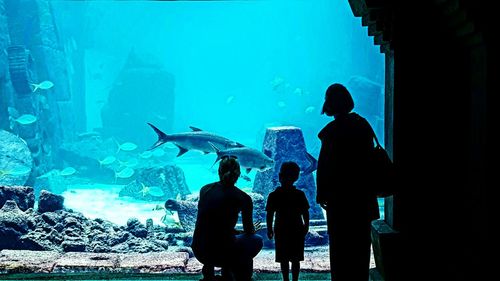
279,161,300,187
218,156,241,186
321,83,354,117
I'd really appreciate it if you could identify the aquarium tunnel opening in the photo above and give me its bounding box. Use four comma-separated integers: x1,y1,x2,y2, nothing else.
0,0,389,277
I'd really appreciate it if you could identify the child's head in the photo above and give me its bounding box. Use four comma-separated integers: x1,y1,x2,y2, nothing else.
279,161,300,187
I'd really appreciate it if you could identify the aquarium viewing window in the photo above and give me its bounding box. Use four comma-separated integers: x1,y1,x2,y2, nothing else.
0,0,386,278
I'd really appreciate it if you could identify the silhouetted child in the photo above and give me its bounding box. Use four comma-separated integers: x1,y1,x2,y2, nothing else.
266,161,310,281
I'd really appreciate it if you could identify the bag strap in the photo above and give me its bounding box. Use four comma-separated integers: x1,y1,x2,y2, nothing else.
369,124,381,148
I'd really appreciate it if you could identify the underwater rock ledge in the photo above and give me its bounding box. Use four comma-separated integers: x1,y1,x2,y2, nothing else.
0,189,192,254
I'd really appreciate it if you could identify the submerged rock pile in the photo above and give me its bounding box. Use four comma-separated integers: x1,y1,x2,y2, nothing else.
0,187,192,254
1,186,327,256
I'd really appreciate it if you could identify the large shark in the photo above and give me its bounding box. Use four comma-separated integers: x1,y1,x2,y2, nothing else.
147,123,244,157
209,142,275,173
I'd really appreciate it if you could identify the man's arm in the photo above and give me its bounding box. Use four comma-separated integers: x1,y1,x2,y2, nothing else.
242,196,255,234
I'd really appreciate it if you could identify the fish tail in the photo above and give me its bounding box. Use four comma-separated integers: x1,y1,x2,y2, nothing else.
147,122,169,150
302,152,318,175
208,142,222,168
113,139,122,154
31,84,39,92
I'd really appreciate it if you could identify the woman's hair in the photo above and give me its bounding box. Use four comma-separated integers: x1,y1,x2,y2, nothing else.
218,156,241,185
322,83,354,116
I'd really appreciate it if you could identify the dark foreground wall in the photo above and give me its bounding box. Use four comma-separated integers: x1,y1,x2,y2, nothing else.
348,1,493,280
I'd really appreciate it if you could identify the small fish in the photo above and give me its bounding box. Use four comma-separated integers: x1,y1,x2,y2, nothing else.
293,87,303,95
0,170,12,176
152,148,166,158
31,80,54,92
60,167,77,176
148,186,165,197
115,140,138,153
226,95,235,104
152,204,165,211
162,142,178,149
119,158,139,168
277,101,286,108
99,156,116,166
115,167,135,179
11,114,37,125
78,131,100,139
9,165,32,176
139,151,153,159
305,106,316,114
270,76,285,91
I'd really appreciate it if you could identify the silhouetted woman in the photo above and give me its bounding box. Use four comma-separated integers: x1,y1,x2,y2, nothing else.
316,83,380,281
192,156,263,281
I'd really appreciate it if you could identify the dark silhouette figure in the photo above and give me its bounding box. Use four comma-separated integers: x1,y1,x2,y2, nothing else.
191,156,263,281
266,162,310,281
316,83,380,281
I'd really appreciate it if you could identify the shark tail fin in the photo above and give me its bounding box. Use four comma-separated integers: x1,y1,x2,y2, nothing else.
147,122,169,151
208,142,222,168
302,152,318,175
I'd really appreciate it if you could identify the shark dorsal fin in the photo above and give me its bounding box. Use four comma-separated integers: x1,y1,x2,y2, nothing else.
189,126,203,132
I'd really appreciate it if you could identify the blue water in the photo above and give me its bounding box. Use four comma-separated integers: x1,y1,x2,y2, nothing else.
46,0,385,224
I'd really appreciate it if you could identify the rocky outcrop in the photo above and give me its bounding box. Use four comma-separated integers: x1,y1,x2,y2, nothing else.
0,130,33,186
37,190,64,213
0,189,180,253
253,126,324,219
0,200,30,250
0,185,34,211
14,208,173,253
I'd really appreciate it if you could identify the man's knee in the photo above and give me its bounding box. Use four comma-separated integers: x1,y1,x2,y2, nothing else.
235,233,263,258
